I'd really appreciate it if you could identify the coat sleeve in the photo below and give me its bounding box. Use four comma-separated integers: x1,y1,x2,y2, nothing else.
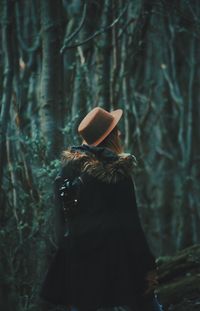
54,174,65,246
128,177,157,292
127,180,156,295
53,162,81,246
53,166,70,247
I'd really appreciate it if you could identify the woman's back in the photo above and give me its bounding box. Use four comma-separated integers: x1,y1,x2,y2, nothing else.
57,145,138,239
40,145,156,309
40,107,162,311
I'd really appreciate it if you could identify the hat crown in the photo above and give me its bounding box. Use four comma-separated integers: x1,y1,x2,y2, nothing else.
78,107,123,146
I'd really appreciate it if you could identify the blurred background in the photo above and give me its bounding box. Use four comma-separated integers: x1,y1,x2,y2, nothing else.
0,0,200,310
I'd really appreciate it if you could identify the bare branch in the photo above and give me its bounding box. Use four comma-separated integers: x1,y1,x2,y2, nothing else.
186,37,195,165
156,147,174,160
60,3,129,53
60,2,87,54
95,17,136,50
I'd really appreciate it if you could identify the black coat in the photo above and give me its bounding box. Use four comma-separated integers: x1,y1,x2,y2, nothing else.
39,145,156,310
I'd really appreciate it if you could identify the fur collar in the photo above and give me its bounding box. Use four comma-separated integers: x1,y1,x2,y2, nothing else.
61,145,137,183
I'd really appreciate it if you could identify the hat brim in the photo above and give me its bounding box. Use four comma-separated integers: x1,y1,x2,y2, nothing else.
82,109,123,146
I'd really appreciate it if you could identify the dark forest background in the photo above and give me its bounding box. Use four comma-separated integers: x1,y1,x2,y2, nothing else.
0,0,200,310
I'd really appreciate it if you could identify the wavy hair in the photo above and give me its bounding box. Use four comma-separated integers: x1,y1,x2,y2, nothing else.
98,125,123,154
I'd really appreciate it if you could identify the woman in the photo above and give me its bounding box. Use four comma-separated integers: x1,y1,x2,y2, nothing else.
40,107,163,311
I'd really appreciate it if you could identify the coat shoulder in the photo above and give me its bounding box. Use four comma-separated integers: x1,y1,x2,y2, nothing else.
60,147,137,183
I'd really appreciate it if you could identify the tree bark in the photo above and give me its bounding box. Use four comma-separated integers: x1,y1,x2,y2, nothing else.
0,0,14,204
40,0,62,159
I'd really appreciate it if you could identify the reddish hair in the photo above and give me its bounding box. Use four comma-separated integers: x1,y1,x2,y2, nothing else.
98,125,123,154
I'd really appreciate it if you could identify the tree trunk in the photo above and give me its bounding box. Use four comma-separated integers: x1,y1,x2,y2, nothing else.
40,0,62,159
0,0,14,203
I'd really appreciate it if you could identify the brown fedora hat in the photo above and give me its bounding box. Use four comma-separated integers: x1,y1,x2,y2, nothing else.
78,107,123,146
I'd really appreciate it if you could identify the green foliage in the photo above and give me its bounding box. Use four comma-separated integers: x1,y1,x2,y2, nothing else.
0,133,62,311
